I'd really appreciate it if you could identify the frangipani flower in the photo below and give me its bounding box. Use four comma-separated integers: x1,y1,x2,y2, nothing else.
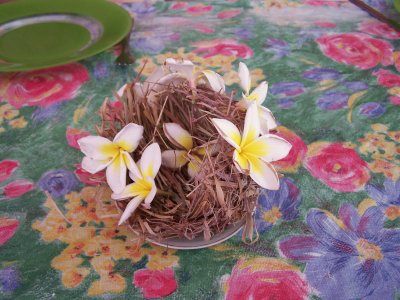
112,143,161,225
78,123,143,193
161,123,206,177
238,62,277,134
212,104,291,190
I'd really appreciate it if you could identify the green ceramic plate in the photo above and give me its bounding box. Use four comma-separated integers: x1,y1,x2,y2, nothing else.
0,0,132,72
395,0,400,13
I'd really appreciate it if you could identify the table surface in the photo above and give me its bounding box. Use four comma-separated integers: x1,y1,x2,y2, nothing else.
1,0,400,299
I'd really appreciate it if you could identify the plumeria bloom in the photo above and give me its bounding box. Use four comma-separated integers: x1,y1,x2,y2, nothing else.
112,143,161,225
78,123,143,193
212,103,291,190
238,62,277,134
161,123,207,177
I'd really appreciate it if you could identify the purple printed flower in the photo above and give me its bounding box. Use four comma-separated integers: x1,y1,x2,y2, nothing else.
303,68,341,81
270,82,305,97
366,179,400,220
264,38,290,60
277,98,295,109
38,169,79,197
132,32,180,54
278,204,400,300
0,266,20,294
255,178,301,233
31,103,64,123
232,27,254,40
123,2,157,16
358,102,386,118
94,62,109,80
343,81,368,91
317,92,348,110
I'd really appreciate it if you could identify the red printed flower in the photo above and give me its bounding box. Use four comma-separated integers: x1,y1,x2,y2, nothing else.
0,63,89,108
66,127,90,150
186,4,213,15
192,39,253,58
314,21,336,28
316,33,393,70
304,142,370,192
305,0,339,6
191,24,214,34
74,164,105,186
133,268,177,299
394,51,400,72
359,20,400,40
171,2,187,9
272,126,307,173
0,160,19,182
0,218,19,246
373,69,400,87
222,257,310,300
217,9,241,19
3,180,34,198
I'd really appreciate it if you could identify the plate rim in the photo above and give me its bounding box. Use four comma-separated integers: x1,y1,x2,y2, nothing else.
0,0,132,72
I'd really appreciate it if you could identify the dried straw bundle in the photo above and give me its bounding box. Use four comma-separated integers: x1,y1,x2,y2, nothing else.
97,78,259,242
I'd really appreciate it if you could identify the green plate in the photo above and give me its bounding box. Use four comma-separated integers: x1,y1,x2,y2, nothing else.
395,0,400,13
0,0,132,72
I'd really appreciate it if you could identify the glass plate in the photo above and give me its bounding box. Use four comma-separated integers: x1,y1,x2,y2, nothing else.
0,0,132,72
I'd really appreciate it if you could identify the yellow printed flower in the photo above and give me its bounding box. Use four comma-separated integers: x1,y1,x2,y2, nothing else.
162,123,212,177
145,246,179,270
0,103,19,122
78,123,144,193
212,103,291,190
9,116,27,129
238,62,277,134
112,143,162,225
51,255,90,288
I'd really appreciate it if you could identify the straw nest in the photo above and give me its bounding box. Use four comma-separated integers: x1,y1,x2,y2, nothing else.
97,75,259,242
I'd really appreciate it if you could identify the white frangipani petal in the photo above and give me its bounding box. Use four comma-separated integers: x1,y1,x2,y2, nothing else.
248,81,268,105
248,157,280,190
143,177,157,208
241,103,260,147
139,143,161,178
81,157,112,174
163,123,193,150
200,70,225,93
162,150,188,169
117,84,127,97
258,106,277,133
166,58,195,85
118,195,144,225
78,136,116,160
113,123,144,152
238,62,251,95
106,154,127,193
211,119,241,149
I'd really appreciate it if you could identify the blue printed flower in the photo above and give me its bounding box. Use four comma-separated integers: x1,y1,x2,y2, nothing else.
303,68,341,81
358,102,386,118
31,103,64,123
270,82,305,97
317,91,348,110
277,98,296,109
232,27,254,40
38,169,79,197
264,38,290,60
343,81,368,91
94,62,109,80
255,178,301,233
279,204,400,300
123,2,157,16
132,32,180,54
367,179,400,220
0,266,20,294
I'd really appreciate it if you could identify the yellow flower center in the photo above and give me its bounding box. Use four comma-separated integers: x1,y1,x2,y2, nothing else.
246,93,259,102
356,238,383,261
262,206,282,224
332,163,342,172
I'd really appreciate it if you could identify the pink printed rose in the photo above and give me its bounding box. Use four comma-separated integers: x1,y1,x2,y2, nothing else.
133,268,177,299
373,69,400,87
304,142,370,192
74,164,105,186
272,126,307,173
222,257,310,300
316,33,393,69
186,4,213,15
359,20,400,39
0,63,89,108
66,127,90,149
192,39,253,58
0,218,19,246
0,160,19,182
217,9,241,19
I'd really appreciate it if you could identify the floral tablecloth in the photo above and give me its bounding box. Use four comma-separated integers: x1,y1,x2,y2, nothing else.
1,0,400,299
